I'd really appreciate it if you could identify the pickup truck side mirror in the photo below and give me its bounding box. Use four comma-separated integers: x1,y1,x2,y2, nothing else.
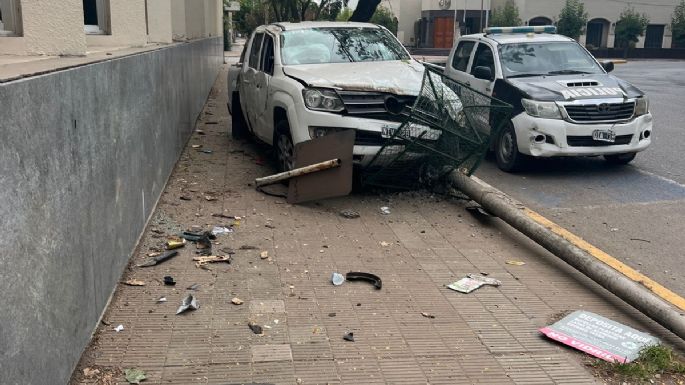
601,60,614,73
473,66,493,81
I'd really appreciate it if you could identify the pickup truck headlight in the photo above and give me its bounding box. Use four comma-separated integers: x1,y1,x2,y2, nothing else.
521,98,562,119
302,88,345,112
635,97,649,116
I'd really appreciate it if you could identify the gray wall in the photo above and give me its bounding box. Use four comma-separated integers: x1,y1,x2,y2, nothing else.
0,37,222,385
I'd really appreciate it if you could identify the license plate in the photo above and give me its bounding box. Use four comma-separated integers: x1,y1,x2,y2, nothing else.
592,129,616,143
381,125,397,138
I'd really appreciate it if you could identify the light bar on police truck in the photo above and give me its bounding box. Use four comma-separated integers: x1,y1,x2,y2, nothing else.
484,25,556,35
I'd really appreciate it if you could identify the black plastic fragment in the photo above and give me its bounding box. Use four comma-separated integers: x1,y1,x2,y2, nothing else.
248,322,263,334
138,250,178,267
466,205,495,218
343,332,354,342
163,276,176,286
346,272,382,290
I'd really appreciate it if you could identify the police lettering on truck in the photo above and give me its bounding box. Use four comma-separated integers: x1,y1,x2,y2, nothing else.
443,25,652,172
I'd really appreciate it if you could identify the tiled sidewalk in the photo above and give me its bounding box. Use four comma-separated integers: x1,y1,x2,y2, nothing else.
70,65,681,385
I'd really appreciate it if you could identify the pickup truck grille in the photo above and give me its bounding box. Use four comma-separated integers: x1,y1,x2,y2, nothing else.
563,101,635,122
337,91,416,122
567,134,633,147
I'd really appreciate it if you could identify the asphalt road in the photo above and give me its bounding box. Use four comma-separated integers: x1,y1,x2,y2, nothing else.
474,60,685,297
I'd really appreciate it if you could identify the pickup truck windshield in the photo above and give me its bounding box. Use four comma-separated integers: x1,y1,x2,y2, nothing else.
499,42,604,77
280,27,410,65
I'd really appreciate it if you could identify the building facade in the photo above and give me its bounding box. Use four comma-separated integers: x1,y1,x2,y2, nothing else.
0,0,223,56
391,0,679,49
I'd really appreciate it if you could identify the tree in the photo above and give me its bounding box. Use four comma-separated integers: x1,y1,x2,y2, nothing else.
672,0,685,48
556,0,588,40
614,6,649,56
336,7,354,22
349,0,382,22
488,0,522,27
370,6,398,34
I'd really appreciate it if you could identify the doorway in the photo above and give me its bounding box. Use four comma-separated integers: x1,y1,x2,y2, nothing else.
433,16,454,49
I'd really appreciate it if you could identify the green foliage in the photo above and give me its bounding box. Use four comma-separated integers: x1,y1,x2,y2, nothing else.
233,0,351,35
672,0,685,48
614,6,649,49
488,0,522,27
597,345,685,382
370,6,398,35
336,7,353,22
556,0,588,40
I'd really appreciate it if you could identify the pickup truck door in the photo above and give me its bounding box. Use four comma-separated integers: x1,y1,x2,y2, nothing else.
241,32,264,133
444,40,476,87
253,33,275,143
467,42,498,96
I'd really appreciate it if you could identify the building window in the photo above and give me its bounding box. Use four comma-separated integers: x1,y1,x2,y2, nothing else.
0,0,22,37
644,24,664,49
83,0,110,34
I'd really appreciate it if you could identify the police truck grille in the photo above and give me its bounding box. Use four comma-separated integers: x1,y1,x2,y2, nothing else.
563,101,635,122
338,91,416,122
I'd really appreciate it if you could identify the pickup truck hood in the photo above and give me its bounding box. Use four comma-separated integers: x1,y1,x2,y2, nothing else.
283,60,425,96
507,73,644,101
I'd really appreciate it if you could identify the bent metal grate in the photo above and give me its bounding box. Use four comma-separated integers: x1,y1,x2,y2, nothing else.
362,66,512,190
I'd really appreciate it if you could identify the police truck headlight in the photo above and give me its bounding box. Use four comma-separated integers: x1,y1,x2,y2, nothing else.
521,99,562,119
635,97,649,116
302,88,345,112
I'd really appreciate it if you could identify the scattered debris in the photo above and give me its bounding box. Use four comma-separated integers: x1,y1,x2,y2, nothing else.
157,297,167,303
205,195,218,201
124,368,146,384
505,260,526,266
340,209,360,219
346,272,382,290
179,195,192,201
331,272,345,286
163,276,176,286
123,279,146,286
212,213,235,219
240,245,258,250
466,205,495,218
200,149,213,154
380,241,390,247
180,231,215,255
114,324,124,332
540,310,659,363
176,294,199,315
101,320,112,326
630,238,651,243
328,312,336,317
191,144,202,149
447,274,501,293
260,251,269,259
193,255,230,268
343,332,355,342
421,312,436,319
248,322,263,335
83,368,100,378
211,226,233,236
137,250,178,267
380,206,391,215
265,223,276,229
196,129,206,135
187,283,200,291
165,238,186,250
231,297,243,305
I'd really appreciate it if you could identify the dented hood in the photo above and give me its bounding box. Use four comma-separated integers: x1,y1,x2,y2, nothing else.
283,60,425,95
507,74,644,101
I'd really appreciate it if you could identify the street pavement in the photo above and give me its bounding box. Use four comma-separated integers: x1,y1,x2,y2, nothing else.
474,60,685,297
70,57,684,384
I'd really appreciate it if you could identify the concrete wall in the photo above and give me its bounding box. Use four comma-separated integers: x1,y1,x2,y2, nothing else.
0,36,223,385
87,0,148,47
147,0,174,44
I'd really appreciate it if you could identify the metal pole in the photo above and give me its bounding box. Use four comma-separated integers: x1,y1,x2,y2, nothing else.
448,171,685,340
255,159,341,187
480,0,484,32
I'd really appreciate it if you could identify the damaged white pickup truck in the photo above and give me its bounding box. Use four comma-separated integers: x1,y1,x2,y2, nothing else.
227,22,424,171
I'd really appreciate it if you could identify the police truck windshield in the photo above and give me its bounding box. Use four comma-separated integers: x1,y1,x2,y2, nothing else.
499,42,604,78
280,28,410,65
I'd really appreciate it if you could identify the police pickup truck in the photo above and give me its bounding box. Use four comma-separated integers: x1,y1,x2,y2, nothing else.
444,26,652,171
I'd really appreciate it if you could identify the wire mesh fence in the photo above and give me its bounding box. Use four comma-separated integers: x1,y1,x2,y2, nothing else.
362,65,513,190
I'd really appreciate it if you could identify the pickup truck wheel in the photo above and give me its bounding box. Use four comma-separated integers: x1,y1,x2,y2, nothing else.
231,94,248,139
496,123,525,172
275,120,295,172
604,152,636,165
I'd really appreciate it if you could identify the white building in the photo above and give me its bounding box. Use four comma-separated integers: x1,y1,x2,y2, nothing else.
389,0,678,49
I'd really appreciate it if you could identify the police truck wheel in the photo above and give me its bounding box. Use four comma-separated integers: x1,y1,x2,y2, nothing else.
231,94,248,139
496,123,524,172
275,120,295,172
604,152,636,165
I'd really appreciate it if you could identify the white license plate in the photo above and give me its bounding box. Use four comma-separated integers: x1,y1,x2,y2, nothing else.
381,125,397,138
592,129,616,142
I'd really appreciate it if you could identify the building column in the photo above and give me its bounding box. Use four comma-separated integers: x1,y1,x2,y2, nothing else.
12,0,87,55
147,0,173,43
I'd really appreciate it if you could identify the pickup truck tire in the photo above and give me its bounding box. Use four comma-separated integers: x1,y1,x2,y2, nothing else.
604,152,636,165
231,93,248,139
496,123,525,172
275,119,295,172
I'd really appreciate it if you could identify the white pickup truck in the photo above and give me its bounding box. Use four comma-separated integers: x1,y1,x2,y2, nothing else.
227,21,425,171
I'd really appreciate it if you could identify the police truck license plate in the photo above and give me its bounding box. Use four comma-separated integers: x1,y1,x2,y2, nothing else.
592,130,616,143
